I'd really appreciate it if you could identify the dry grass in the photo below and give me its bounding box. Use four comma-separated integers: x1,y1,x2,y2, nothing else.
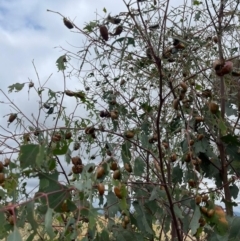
17,216,206,241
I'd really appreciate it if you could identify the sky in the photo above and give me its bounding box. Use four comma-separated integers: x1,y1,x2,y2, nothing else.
0,0,127,200
0,0,239,214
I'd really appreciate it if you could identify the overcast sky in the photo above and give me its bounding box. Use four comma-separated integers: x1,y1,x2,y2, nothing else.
0,0,127,200
0,0,239,213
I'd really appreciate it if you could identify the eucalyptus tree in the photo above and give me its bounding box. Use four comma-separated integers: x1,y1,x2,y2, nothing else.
1,1,240,241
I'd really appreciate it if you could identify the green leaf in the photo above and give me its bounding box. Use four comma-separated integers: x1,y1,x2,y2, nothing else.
134,157,146,176
193,0,202,6
112,37,135,47
106,191,119,217
19,144,40,169
103,7,107,13
38,172,69,209
26,233,36,241
45,208,55,239
172,165,183,184
229,217,240,240
229,184,239,199
36,144,45,167
225,102,237,116
168,117,181,133
189,206,201,235
8,83,25,93
56,55,67,71
218,118,227,135
65,149,71,164
221,134,240,145
133,201,153,235
100,229,110,241
7,226,22,241
26,201,38,232
53,140,69,155
83,21,97,32
194,11,201,21
173,205,183,219
149,186,165,200
193,138,207,154
121,141,131,164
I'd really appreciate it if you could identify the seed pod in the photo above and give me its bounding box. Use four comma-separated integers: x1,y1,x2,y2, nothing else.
212,36,218,43
215,60,233,76
200,206,208,214
8,215,14,225
202,195,209,202
124,216,130,224
0,161,3,172
154,159,161,172
129,96,135,102
52,134,61,142
202,89,212,98
8,114,17,123
100,110,106,118
146,47,153,60
114,186,122,199
197,134,204,140
173,39,185,49
120,79,126,85
34,128,40,136
180,82,188,92
124,163,132,173
149,24,159,30
3,158,10,167
71,156,82,165
107,15,121,24
97,166,105,179
97,183,105,195
124,131,135,139
72,165,83,174
65,90,75,97
43,103,50,109
65,132,72,140
0,173,5,184
73,142,80,151
29,82,34,88
85,126,95,135
195,195,202,205
23,133,30,142
189,140,194,146
185,151,193,162
162,141,169,149
195,116,204,122
188,179,197,188
48,107,55,116
170,153,177,162
173,99,179,110
209,102,219,114
63,18,74,29
110,161,118,171
113,170,121,180
99,25,109,41
199,217,206,227
112,25,123,36
110,111,119,120
122,221,127,229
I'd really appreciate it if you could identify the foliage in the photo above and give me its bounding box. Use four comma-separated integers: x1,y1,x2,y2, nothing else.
1,1,240,241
